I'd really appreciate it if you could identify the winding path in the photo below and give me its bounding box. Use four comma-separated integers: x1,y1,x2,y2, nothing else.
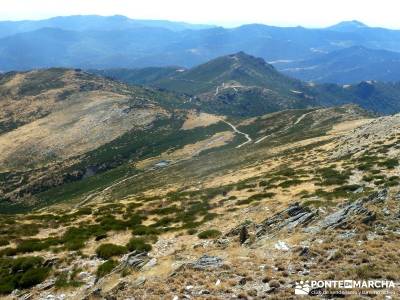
222,120,252,148
294,111,311,125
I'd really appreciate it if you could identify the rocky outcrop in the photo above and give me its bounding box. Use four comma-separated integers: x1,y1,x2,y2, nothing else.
191,255,224,270
316,189,387,230
256,203,316,238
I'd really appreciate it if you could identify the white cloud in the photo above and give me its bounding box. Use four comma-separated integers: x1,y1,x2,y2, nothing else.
0,0,399,29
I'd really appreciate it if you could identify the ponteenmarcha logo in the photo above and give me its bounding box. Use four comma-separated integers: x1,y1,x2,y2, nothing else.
294,279,396,296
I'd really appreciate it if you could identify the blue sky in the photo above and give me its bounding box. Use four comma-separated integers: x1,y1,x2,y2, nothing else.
0,0,399,28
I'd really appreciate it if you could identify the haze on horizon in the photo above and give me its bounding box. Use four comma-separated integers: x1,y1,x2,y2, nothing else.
0,0,399,29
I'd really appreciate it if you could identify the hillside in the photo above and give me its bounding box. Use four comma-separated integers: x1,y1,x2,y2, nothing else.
0,69,203,212
93,52,400,116
278,46,400,84
150,52,319,116
4,101,400,299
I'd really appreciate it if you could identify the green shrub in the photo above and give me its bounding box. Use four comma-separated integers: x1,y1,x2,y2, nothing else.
19,267,50,288
96,243,127,259
0,256,50,294
96,260,117,278
126,238,152,253
16,238,60,253
317,167,351,186
379,158,399,169
0,247,17,257
197,229,222,239
0,239,9,247
131,225,159,236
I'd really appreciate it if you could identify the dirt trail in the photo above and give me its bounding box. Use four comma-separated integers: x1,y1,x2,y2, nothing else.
294,111,312,125
222,120,252,148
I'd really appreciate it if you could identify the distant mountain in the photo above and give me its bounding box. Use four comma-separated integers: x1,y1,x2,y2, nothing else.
277,46,400,84
0,15,214,38
93,52,400,116
2,16,400,71
144,52,320,116
327,20,368,32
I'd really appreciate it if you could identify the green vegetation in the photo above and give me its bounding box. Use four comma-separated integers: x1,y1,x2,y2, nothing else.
96,244,127,259
197,229,222,239
54,270,83,288
0,256,50,294
126,238,152,253
379,158,399,169
316,167,351,186
96,260,118,278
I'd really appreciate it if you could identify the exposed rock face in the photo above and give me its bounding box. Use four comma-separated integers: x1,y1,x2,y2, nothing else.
256,203,316,238
317,189,387,230
332,114,400,158
191,255,224,270
122,251,149,269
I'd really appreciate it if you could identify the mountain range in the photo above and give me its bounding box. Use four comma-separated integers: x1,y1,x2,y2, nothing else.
1,15,400,85
277,46,400,83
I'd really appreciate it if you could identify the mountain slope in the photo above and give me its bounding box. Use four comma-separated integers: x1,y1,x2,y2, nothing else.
0,69,206,211
4,102,400,300
93,52,400,116
278,46,400,83
127,52,319,116
327,20,368,32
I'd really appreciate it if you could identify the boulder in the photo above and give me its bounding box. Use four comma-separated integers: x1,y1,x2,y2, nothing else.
318,189,387,230
192,255,223,270
256,203,315,238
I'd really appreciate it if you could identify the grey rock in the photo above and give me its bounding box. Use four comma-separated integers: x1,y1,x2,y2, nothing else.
256,203,316,238
353,187,364,194
318,189,387,230
36,279,55,291
338,230,356,240
122,251,149,269
192,255,223,270
141,258,157,271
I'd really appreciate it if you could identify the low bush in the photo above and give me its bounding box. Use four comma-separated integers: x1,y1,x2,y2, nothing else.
96,243,127,259
197,229,222,239
96,260,117,278
126,238,152,253
0,239,9,246
379,158,399,169
0,256,50,294
131,225,159,236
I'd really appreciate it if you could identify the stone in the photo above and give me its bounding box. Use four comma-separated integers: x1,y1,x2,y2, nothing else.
36,279,55,291
122,251,149,269
317,189,387,230
274,241,290,251
256,203,315,238
338,230,356,240
192,255,223,270
141,258,157,271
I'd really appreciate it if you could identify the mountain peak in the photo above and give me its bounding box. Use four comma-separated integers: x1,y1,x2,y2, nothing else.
328,20,368,31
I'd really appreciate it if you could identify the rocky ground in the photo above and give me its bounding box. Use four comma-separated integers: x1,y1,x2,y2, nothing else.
1,107,400,299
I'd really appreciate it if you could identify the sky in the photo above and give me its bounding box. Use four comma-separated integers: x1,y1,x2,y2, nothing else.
0,0,399,29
